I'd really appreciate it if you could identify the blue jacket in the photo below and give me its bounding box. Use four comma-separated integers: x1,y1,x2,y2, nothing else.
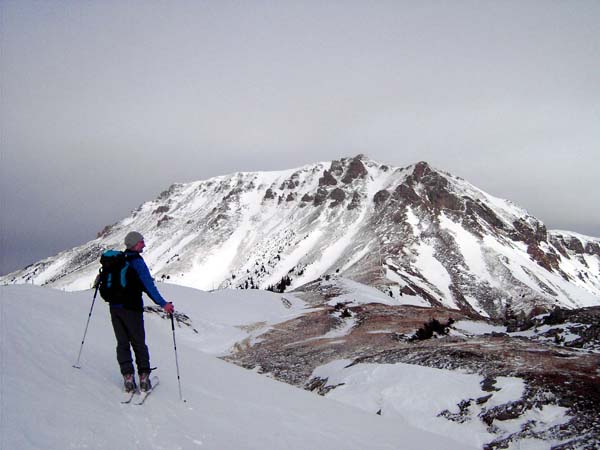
110,250,167,311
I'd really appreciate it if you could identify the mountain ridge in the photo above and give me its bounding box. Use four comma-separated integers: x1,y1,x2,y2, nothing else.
2,155,599,318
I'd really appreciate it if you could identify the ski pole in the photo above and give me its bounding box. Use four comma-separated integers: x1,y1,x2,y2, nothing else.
73,281,100,369
170,313,186,402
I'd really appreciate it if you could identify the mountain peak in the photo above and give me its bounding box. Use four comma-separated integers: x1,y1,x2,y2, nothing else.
2,156,599,318
412,160,432,177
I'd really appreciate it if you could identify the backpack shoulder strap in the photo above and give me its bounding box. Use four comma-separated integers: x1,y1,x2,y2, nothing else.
123,252,143,283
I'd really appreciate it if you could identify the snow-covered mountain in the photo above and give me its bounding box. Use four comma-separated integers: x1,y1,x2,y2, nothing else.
3,155,600,318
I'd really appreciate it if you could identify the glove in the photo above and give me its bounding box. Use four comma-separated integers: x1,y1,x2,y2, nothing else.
163,302,175,314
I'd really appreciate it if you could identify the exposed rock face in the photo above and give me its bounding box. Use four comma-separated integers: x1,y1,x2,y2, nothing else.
313,187,328,206
328,188,346,207
2,155,599,319
156,215,172,227
373,189,391,206
318,170,338,186
393,182,420,203
263,188,276,200
347,191,362,210
329,159,344,177
341,156,368,184
300,193,314,204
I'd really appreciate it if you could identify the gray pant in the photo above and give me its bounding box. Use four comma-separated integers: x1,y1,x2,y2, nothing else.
110,308,151,375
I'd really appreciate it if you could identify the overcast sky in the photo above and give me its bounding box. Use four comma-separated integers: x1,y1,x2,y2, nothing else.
1,0,599,275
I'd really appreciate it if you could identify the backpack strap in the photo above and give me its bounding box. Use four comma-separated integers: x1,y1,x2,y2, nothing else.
119,261,130,287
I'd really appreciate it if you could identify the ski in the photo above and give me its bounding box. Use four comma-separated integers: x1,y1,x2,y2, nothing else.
135,376,159,406
121,391,138,404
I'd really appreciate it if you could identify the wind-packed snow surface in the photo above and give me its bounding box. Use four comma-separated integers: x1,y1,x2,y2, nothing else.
1,284,477,450
3,156,600,319
311,361,570,450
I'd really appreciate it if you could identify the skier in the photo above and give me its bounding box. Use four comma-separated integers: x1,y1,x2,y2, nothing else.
109,231,174,393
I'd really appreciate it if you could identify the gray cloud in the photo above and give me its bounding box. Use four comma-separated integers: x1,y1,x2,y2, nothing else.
2,0,599,274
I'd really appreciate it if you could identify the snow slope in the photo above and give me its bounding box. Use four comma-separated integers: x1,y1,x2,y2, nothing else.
0,284,473,450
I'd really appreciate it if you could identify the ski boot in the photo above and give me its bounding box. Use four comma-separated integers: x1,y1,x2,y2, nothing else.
123,373,137,393
139,372,152,392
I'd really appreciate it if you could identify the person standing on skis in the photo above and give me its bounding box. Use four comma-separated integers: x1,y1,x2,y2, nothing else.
109,231,174,393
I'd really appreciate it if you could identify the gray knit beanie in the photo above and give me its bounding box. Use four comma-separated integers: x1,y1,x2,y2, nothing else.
124,231,144,250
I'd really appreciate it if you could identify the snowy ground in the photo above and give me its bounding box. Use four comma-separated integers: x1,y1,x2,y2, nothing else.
310,361,570,450
0,284,475,450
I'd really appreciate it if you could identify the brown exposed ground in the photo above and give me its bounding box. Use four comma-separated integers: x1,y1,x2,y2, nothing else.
224,291,600,449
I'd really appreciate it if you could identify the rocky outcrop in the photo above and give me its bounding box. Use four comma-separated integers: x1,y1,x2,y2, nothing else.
329,160,344,177
313,187,328,206
263,188,276,200
328,188,346,207
300,193,314,203
319,170,338,186
373,189,391,206
341,156,368,184
347,191,362,210
513,219,562,273
392,183,420,203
